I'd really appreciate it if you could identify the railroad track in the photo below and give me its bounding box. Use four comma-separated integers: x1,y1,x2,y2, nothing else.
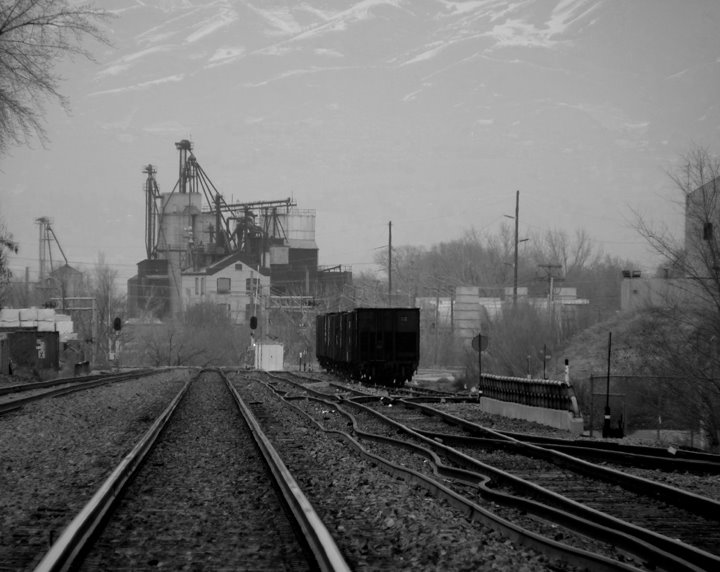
0,370,155,416
422,400,720,472
308,376,720,474
0,370,190,571
423,429,720,475
279,371,444,400
277,371,720,474
35,370,348,572
262,374,649,571
266,374,720,572
241,371,621,571
15,367,716,571
359,398,720,572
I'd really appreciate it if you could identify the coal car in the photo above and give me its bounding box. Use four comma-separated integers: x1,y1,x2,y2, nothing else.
315,307,420,386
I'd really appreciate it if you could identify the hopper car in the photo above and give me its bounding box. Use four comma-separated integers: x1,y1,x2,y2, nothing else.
315,307,420,386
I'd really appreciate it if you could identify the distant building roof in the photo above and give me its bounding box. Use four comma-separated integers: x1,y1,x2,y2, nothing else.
185,251,270,277
50,264,82,277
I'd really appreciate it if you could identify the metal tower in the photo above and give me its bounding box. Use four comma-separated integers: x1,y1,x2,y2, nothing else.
36,217,68,282
142,164,160,259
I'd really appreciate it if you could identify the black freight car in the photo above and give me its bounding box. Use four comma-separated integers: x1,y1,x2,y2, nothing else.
316,307,420,386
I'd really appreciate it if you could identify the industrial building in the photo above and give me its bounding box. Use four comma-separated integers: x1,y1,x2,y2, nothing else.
127,140,351,324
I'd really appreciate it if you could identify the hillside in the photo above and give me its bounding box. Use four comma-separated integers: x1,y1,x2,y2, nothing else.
559,310,651,389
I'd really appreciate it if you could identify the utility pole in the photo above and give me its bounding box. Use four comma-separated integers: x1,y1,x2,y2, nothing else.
504,191,527,307
388,221,392,307
513,190,519,307
538,264,563,301
603,331,612,438
435,286,440,366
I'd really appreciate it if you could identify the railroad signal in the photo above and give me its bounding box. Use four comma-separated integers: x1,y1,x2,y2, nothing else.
250,316,258,330
112,317,122,331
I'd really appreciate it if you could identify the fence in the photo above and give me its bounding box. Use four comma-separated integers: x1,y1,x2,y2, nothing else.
479,373,581,416
587,375,708,443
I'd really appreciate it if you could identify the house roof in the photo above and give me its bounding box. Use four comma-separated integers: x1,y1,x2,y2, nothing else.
50,264,81,277
185,251,270,277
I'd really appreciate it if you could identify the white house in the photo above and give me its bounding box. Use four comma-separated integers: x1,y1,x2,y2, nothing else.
181,253,270,325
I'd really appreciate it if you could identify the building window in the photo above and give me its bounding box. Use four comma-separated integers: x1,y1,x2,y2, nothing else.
235,263,243,271
704,222,713,241
217,277,231,293
201,277,205,295
246,277,260,292
195,277,199,295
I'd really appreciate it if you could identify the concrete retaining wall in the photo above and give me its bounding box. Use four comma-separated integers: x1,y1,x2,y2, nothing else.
480,396,584,435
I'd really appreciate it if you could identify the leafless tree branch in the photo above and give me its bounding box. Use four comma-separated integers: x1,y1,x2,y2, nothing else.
0,0,111,153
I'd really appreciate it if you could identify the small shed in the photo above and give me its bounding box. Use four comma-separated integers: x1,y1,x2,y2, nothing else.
5,330,60,371
254,343,284,371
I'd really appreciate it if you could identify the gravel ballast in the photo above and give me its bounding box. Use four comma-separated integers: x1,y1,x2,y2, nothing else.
234,374,582,571
0,370,190,571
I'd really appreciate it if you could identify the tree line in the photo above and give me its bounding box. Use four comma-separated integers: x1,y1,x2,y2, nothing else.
358,226,634,377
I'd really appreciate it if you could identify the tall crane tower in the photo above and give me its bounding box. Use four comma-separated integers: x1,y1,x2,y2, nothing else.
36,216,68,282
142,164,160,259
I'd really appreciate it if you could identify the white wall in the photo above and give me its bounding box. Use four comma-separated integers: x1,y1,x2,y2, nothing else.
181,263,269,325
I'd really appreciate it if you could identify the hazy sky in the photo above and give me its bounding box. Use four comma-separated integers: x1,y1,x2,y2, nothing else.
1,0,719,288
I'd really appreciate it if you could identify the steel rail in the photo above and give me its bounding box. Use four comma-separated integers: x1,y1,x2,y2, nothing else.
275,374,720,571
495,429,720,463
0,371,155,416
396,398,720,519
262,379,646,572
0,375,106,396
0,370,157,396
345,396,720,572
386,395,720,469
33,374,193,572
223,372,351,572
415,431,720,474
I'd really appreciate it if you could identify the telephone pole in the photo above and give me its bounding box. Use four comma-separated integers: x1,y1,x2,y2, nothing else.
388,221,392,306
513,190,519,306
503,191,522,307
538,264,563,301
504,191,529,307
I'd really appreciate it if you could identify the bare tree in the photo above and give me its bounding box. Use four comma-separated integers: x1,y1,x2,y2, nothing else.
90,254,124,366
530,228,600,278
140,321,207,367
635,146,720,307
0,0,110,153
129,304,247,367
375,226,519,301
633,145,720,448
0,220,18,305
